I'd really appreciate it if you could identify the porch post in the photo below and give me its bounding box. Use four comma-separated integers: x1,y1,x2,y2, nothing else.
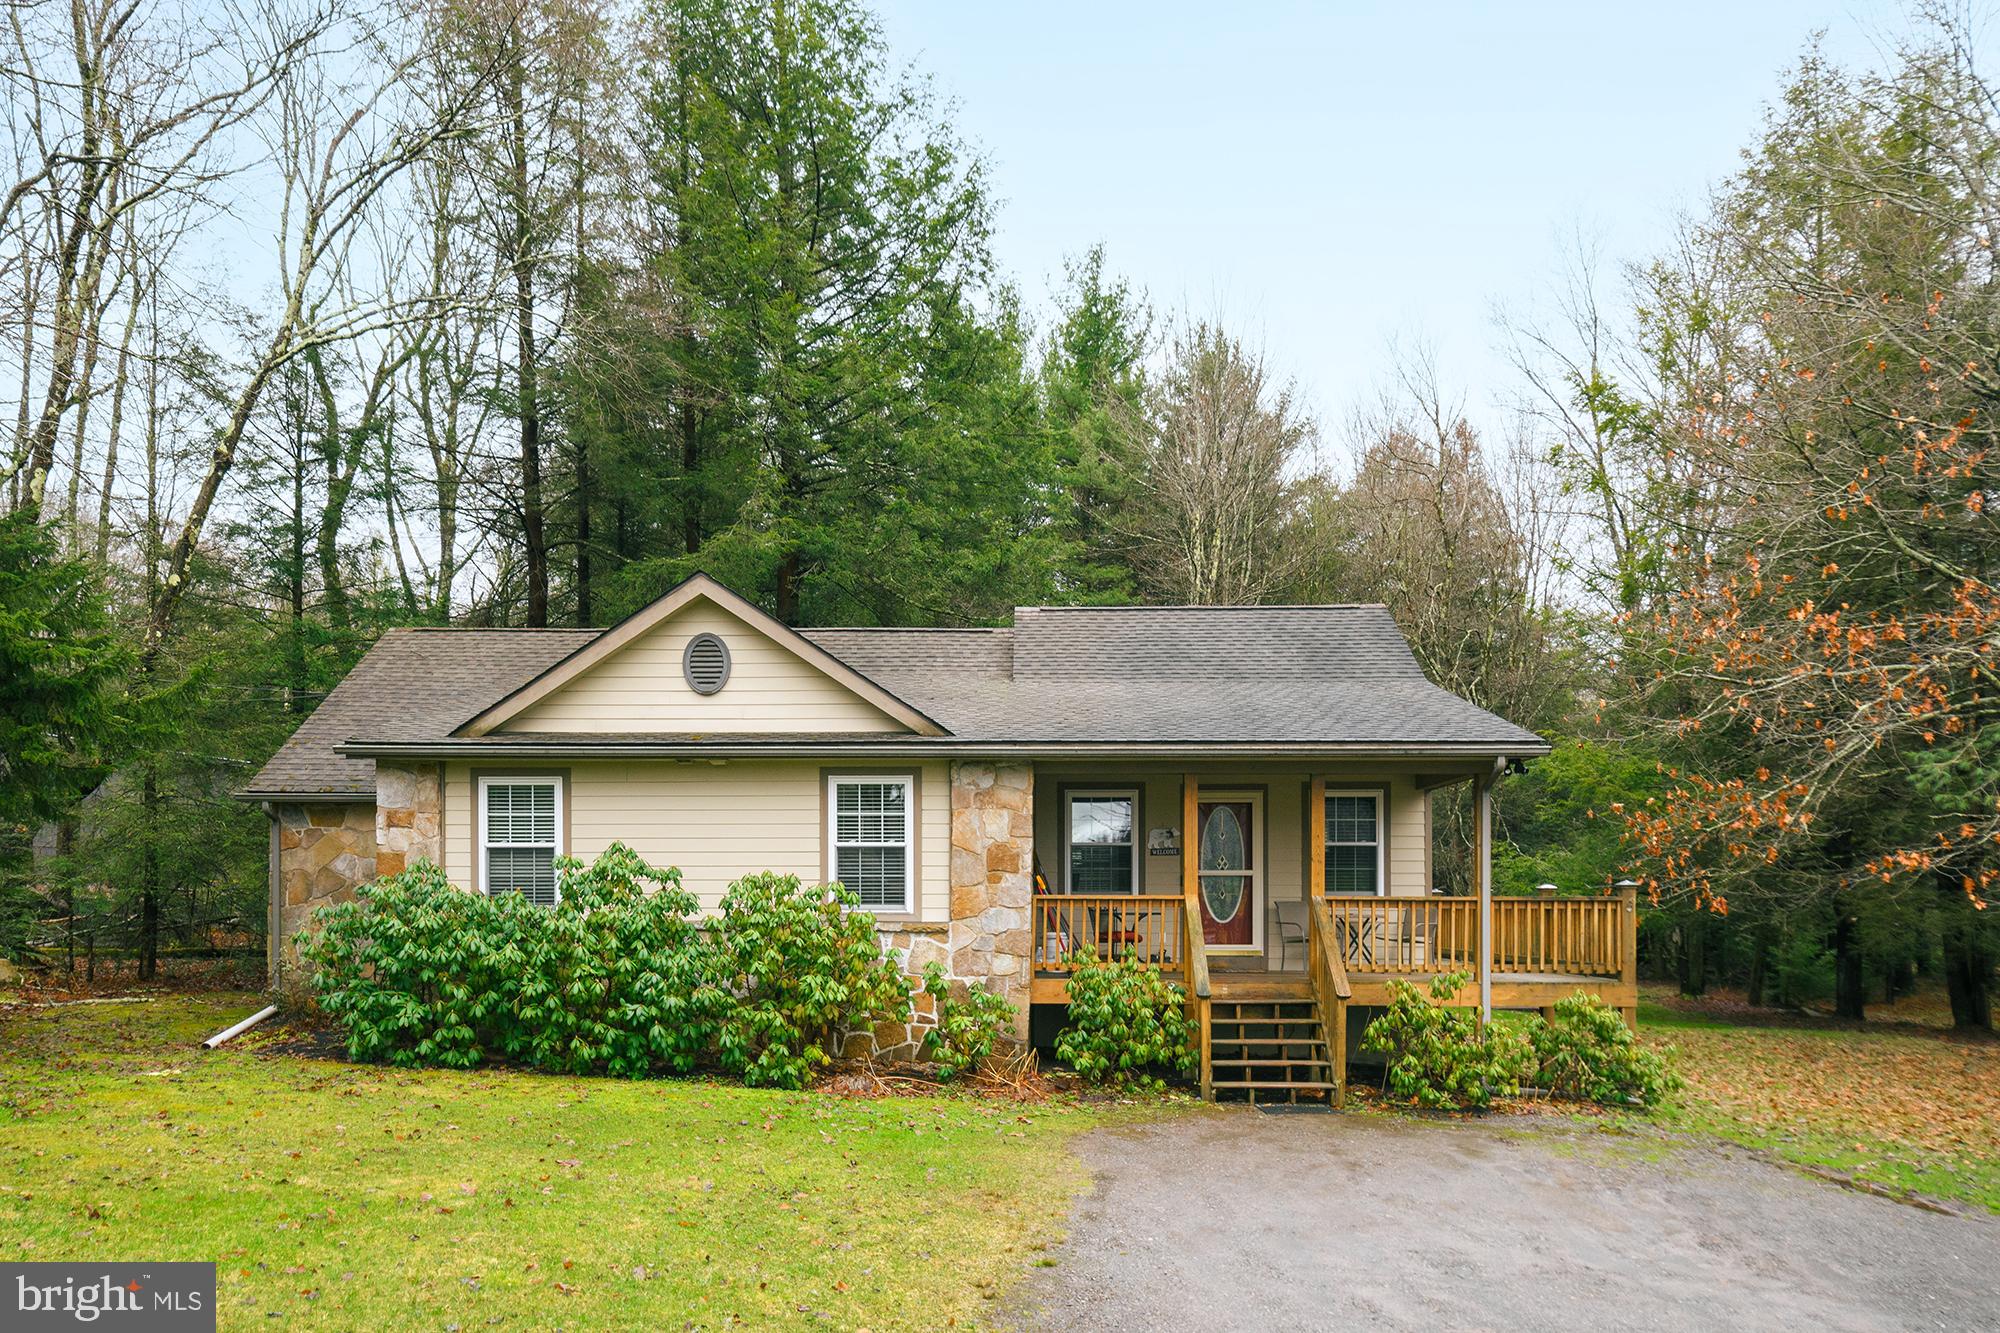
1181,773,1211,1101
1308,775,1326,899
1476,765,1494,1020
1182,775,1198,902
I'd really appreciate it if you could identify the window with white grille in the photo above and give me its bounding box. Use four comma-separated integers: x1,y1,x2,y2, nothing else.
1324,790,1383,895
827,775,912,912
480,777,564,905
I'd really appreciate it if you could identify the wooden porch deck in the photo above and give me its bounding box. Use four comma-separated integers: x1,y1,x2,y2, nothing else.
1028,773,1640,1103
1032,965,1637,1012
1030,882,1638,1102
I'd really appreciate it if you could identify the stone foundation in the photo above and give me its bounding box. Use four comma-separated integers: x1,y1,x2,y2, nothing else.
374,762,442,877
272,801,377,993
840,924,950,1061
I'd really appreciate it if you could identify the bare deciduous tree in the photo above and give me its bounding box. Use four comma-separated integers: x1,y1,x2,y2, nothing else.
1120,320,1314,604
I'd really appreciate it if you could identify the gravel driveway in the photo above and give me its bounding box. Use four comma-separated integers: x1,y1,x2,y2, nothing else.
1004,1111,2000,1332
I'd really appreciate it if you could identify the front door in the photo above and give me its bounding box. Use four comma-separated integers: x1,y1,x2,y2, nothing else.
1197,796,1261,951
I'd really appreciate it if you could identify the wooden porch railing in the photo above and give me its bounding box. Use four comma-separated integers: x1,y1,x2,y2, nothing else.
1321,892,1631,979
1306,896,1352,1107
1031,894,1186,969
1321,896,1483,973
1488,893,1628,978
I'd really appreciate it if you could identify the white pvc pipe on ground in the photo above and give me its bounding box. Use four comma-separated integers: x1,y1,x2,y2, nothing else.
201,1004,278,1049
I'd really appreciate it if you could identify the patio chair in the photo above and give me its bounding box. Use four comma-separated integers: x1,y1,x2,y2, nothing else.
1274,901,1308,971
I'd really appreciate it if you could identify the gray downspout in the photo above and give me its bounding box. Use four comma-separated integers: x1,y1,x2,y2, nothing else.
1477,757,1504,1021
262,802,280,996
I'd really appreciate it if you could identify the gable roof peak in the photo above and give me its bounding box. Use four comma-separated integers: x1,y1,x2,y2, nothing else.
454,572,947,738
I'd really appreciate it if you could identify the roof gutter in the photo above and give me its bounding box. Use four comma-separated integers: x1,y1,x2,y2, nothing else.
335,738,1551,762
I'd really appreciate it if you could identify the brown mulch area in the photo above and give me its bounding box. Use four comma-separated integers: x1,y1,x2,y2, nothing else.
237,1014,349,1061
815,1044,1082,1102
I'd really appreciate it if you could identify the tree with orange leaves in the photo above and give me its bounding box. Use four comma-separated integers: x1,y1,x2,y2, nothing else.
1621,25,1998,1028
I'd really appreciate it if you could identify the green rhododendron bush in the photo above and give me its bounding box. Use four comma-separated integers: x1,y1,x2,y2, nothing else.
1361,972,1532,1111
1054,948,1198,1091
920,962,1017,1080
708,871,912,1089
299,853,911,1090
1527,993,1681,1107
1360,972,1679,1110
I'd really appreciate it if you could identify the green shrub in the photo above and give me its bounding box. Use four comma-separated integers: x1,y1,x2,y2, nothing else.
1054,948,1197,1091
298,847,724,1076
1360,971,1531,1110
1526,994,1681,1106
919,963,1015,1080
707,872,912,1090
501,844,724,1076
298,859,502,1068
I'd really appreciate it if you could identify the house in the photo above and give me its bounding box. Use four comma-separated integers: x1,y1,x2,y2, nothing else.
240,573,1636,1102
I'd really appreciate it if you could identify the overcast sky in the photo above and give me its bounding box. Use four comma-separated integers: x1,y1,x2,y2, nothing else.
872,1,1936,454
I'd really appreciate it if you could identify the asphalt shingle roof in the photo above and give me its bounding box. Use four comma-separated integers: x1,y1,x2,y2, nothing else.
241,628,596,799
243,605,1545,799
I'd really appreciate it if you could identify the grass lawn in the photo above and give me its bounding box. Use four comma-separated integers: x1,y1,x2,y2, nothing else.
0,993,1143,1330
1634,987,2000,1213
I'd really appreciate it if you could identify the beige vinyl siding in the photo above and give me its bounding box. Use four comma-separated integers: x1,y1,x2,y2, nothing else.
1387,777,1428,897
444,758,949,920
501,602,906,734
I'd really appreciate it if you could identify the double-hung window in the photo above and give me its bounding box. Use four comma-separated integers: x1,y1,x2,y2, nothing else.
480,776,564,905
828,775,913,913
1324,790,1383,895
1065,789,1137,893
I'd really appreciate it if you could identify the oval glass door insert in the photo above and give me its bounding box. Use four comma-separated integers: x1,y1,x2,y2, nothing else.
1199,804,1248,924
1201,874,1245,924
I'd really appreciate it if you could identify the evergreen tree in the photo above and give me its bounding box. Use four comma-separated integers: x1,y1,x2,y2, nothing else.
0,513,126,957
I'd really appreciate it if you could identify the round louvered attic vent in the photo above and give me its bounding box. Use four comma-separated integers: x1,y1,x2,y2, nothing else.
682,632,731,694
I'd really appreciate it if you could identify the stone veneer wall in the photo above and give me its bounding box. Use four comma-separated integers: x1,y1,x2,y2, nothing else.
373,762,443,877
272,802,376,994
843,760,1035,1061
271,763,443,995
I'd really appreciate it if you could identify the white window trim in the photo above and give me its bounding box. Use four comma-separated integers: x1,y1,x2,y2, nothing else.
478,775,566,902
1324,788,1386,898
1062,787,1140,894
826,773,915,914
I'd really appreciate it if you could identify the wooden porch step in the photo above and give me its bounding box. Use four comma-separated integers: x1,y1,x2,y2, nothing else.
1212,1058,1329,1069
1209,972,1314,996
1208,1040,1320,1056
1200,1020,1328,1032
1213,1079,1336,1091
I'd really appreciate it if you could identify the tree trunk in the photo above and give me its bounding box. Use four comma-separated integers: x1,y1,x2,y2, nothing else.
1832,910,1865,1021
504,31,547,628
1746,921,1773,1007
1676,916,1707,998
680,399,701,555
287,401,308,712
775,549,801,625
1938,869,1994,1031
574,435,592,626
138,768,160,982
